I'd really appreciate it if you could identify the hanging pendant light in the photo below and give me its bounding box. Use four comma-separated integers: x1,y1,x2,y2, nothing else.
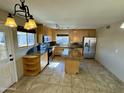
5,13,17,27
5,0,37,30
24,15,37,30
120,22,124,29
24,20,31,30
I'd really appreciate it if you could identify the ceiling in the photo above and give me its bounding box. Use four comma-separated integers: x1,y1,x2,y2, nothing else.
0,0,124,29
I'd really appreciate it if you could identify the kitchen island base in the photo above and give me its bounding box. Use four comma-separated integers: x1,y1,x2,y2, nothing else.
65,58,80,74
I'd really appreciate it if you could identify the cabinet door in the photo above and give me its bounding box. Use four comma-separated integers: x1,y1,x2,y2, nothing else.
40,52,48,70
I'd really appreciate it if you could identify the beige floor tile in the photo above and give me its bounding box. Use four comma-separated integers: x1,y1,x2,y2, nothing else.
60,74,72,87
72,78,85,88
72,88,85,93
42,84,60,93
33,75,50,84
62,86,71,93
4,57,124,93
28,83,48,93
11,77,35,92
48,76,60,84
85,89,100,93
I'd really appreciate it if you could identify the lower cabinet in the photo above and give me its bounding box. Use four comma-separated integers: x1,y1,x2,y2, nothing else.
23,52,48,76
53,47,64,56
65,58,80,74
40,52,48,70
23,55,41,76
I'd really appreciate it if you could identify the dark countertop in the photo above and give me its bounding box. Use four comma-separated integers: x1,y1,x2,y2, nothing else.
25,43,51,56
26,47,48,56
61,48,83,60
25,42,83,57
53,45,83,48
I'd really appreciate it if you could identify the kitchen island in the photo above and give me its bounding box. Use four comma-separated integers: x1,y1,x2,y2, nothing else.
62,48,83,74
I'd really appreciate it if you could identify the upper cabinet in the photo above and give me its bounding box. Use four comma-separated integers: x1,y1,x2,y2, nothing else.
88,30,96,37
36,24,43,43
54,29,96,43
36,24,54,43
36,24,96,44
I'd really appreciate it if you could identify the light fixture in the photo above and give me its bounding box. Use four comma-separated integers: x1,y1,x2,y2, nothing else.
5,13,17,27
5,0,37,30
24,15,37,30
120,22,124,29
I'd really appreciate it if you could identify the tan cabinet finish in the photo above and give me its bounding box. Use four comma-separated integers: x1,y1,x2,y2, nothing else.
36,24,55,43
65,58,80,74
36,24,43,43
54,47,64,56
23,52,48,76
23,55,41,76
52,29,96,43
40,52,48,70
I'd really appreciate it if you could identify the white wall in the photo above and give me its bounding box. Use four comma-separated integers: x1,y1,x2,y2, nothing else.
0,9,33,79
96,21,124,82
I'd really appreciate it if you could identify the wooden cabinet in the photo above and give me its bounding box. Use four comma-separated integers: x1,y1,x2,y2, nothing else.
65,58,80,74
36,24,54,43
22,52,48,76
53,47,64,56
23,55,41,76
40,52,48,70
36,24,43,43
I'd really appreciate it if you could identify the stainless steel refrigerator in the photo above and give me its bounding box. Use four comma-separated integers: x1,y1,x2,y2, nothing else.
83,37,96,59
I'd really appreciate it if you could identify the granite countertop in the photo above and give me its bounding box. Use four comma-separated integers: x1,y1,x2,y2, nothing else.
53,44,83,48
61,48,83,60
26,48,48,56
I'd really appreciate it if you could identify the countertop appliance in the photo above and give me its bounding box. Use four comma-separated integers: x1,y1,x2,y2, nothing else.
83,37,96,58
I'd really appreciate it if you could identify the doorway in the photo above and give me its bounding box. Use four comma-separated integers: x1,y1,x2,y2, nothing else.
0,25,17,93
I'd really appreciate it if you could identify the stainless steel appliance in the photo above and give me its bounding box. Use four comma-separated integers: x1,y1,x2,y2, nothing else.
83,37,96,58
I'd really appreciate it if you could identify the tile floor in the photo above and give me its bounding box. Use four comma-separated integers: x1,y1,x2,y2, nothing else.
4,57,124,93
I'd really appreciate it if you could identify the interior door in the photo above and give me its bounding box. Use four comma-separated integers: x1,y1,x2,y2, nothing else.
0,25,17,93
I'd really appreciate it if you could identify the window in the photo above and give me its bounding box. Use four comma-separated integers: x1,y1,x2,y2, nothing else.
56,34,69,45
27,33,35,46
17,31,35,47
17,32,27,47
0,32,7,60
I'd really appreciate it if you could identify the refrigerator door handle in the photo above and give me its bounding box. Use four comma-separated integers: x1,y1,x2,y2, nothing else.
88,40,90,52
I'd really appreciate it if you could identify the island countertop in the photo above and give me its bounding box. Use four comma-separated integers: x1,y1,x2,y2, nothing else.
61,48,83,60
